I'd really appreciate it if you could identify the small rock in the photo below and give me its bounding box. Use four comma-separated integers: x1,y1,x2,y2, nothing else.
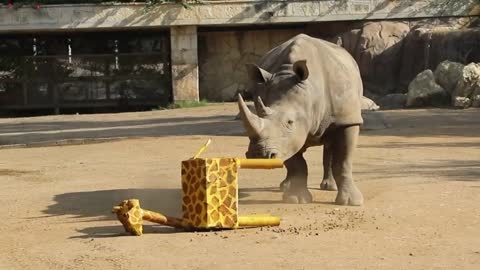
451,63,480,107
453,96,471,109
453,63,480,97
361,96,380,111
471,95,480,108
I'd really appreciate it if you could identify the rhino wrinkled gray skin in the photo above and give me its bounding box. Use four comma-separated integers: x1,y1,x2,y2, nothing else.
238,34,364,206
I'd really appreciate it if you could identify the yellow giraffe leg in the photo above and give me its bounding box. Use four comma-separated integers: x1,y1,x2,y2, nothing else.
142,210,185,228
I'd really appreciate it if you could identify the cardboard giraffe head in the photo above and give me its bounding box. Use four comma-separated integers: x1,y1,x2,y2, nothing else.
112,199,144,235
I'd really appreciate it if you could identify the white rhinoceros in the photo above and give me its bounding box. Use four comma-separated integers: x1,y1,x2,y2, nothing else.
238,34,364,206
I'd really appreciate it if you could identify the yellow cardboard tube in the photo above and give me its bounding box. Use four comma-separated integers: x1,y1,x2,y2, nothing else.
238,215,281,227
237,158,284,169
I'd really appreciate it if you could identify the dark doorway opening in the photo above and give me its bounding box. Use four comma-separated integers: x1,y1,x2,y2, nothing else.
0,29,172,116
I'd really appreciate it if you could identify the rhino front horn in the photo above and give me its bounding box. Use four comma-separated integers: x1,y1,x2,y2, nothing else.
237,94,264,137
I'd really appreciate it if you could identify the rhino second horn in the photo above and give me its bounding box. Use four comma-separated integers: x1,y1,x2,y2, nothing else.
237,94,264,136
255,96,273,117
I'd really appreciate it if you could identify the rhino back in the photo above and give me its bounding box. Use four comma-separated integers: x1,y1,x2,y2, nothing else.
257,34,363,127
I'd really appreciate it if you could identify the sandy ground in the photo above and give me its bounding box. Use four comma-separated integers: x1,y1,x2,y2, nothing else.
0,104,479,270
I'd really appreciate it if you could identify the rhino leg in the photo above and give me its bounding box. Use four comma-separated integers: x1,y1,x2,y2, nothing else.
332,125,364,206
279,177,290,192
279,161,293,192
282,152,313,204
320,143,338,191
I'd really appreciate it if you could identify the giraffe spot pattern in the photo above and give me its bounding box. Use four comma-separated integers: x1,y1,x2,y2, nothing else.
181,158,239,228
195,203,203,214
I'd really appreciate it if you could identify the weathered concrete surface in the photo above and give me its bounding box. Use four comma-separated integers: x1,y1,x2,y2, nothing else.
171,26,199,102
0,104,239,147
198,28,304,101
0,0,478,32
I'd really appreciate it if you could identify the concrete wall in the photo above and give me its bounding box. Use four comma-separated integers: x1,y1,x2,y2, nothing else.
1,0,479,104
198,27,306,101
0,0,478,32
171,26,199,101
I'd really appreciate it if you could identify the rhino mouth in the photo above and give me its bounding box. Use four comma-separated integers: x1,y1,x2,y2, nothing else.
246,148,279,159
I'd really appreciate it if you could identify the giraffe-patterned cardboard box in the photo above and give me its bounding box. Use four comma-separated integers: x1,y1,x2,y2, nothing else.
181,157,283,229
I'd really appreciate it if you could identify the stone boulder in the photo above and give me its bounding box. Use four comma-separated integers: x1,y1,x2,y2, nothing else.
451,63,480,108
377,93,407,109
337,21,410,95
453,97,471,108
406,69,449,107
472,93,480,108
434,60,465,94
361,96,380,111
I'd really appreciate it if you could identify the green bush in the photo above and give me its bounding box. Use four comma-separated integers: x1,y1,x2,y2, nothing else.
167,99,209,109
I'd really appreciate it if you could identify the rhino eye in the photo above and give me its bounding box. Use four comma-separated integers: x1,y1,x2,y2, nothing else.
287,120,294,125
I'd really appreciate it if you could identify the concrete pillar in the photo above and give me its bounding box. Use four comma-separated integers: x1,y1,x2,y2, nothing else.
170,26,199,102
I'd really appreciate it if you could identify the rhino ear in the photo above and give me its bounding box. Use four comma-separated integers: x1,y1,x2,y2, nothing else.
246,64,272,84
293,60,309,81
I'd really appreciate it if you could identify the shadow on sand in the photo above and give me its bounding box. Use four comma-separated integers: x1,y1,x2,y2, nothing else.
0,115,244,146
42,185,296,238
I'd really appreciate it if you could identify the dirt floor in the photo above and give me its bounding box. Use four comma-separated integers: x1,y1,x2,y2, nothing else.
0,104,479,270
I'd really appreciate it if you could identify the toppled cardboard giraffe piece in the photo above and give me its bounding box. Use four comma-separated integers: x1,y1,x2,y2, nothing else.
112,199,184,236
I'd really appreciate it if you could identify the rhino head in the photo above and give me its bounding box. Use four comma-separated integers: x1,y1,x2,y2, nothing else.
238,60,314,161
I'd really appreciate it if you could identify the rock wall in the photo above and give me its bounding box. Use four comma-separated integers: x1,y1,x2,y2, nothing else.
171,26,199,102
198,18,480,102
332,21,410,96
332,18,480,98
